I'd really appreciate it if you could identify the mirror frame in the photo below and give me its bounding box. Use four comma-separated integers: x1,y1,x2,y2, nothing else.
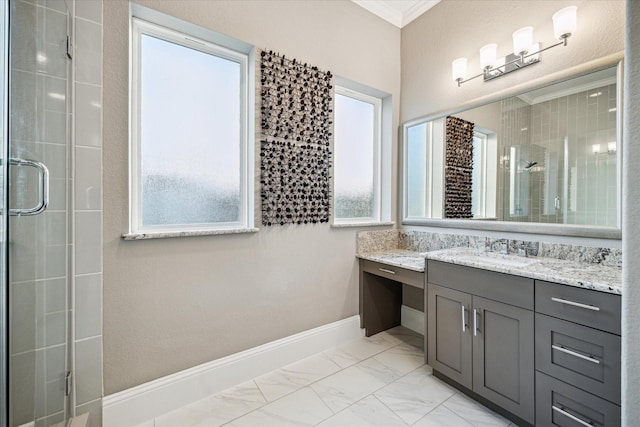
401,55,624,239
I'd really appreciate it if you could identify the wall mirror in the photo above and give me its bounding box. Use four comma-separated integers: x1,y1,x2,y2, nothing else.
402,61,622,238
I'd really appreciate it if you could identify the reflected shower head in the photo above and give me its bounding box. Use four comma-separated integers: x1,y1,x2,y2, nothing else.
521,160,538,170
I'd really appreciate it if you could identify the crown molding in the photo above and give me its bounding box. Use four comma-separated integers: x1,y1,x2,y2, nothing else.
352,0,440,28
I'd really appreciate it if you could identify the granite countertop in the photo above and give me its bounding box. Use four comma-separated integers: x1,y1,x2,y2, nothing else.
357,250,427,272
427,248,622,295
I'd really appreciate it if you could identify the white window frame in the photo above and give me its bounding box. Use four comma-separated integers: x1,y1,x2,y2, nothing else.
129,16,253,236
333,85,383,224
472,131,488,218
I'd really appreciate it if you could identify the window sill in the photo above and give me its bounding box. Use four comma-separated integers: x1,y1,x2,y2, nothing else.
330,221,395,229
122,228,260,240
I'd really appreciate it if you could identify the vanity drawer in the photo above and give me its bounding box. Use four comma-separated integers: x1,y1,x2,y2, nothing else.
536,371,620,427
427,260,533,309
536,280,621,335
535,313,620,404
360,259,424,289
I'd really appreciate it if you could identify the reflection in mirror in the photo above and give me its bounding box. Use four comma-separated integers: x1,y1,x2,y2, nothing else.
403,64,621,235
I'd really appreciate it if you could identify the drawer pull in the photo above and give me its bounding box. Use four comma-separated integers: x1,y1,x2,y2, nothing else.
473,308,479,337
551,297,601,311
378,268,396,275
461,306,467,332
552,405,594,427
552,344,600,364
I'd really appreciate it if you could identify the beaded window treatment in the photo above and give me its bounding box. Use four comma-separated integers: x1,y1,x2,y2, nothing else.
259,50,334,226
445,116,475,219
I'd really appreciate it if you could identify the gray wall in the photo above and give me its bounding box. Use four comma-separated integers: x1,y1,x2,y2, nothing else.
401,0,625,123
622,1,640,424
102,0,400,395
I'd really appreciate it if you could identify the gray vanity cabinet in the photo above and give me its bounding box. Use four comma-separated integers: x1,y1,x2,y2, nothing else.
427,261,535,425
427,284,472,388
534,280,622,427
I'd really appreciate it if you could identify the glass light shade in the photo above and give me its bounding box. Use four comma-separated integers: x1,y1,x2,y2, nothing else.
479,44,497,69
553,6,577,40
512,26,534,55
528,42,541,61
452,57,467,81
592,144,601,154
608,142,617,152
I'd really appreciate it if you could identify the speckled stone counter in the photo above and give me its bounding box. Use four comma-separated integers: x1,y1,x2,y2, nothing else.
427,247,622,295
357,249,427,272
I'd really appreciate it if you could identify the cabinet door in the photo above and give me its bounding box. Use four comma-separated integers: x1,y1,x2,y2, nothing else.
427,284,472,389
472,296,535,424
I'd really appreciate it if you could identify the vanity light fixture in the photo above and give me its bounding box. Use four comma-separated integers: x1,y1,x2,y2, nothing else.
452,6,577,87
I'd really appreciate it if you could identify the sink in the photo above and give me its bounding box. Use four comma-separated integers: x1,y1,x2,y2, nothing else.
455,251,540,268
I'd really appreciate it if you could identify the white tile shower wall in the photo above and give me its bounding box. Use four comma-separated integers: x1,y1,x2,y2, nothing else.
499,84,618,227
9,1,71,425
73,0,103,425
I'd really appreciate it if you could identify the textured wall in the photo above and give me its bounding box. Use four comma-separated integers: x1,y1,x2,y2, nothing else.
401,0,624,122
622,1,640,425
102,0,400,395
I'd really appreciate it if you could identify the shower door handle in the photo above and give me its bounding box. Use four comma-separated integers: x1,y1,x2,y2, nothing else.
8,158,49,216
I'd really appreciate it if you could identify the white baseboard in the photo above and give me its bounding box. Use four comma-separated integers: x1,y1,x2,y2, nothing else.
102,315,364,427
401,305,425,336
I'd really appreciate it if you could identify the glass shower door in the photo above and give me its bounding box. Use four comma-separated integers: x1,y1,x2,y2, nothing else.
5,0,72,426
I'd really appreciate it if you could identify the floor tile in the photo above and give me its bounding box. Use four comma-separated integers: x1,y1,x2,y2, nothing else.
144,330,513,427
442,393,511,426
374,366,456,425
372,340,425,377
155,380,265,427
225,387,332,426
316,395,407,426
413,404,475,426
255,353,341,401
310,359,391,413
323,331,402,369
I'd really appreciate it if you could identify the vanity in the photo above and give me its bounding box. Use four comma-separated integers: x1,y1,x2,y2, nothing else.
358,251,426,337
357,232,622,427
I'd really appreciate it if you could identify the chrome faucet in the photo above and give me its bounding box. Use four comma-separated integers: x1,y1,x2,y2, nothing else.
486,238,510,254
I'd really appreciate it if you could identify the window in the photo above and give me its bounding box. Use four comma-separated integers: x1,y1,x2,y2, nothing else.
333,86,382,223
129,16,252,235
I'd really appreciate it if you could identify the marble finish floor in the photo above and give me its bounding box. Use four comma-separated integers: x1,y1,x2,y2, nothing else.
135,327,519,426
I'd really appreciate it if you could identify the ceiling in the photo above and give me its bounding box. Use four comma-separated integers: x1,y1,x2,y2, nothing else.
351,0,440,28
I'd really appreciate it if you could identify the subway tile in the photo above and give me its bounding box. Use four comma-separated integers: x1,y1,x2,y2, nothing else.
10,281,37,353
44,7,67,46
75,337,103,405
75,147,102,210
75,211,102,274
75,273,102,339
45,0,68,13
44,75,68,113
77,398,103,427
46,376,67,416
11,0,39,74
75,18,102,85
44,110,67,144
42,277,67,313
75,83,102,148
45,311,66,346
76,0,102,24
11,351,36,426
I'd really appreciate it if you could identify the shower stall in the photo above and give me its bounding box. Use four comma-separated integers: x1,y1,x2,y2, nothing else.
2,1,103,426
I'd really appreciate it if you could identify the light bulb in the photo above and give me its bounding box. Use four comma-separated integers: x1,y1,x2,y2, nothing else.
553,6,577,40
452,58,468,82
479,44,497,70
513,26,534,56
